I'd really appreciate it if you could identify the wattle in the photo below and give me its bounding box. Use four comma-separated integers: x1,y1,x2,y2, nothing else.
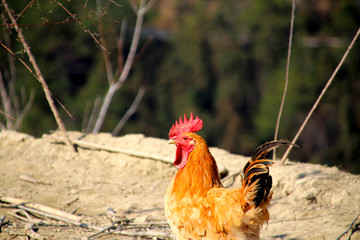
174,145,190,169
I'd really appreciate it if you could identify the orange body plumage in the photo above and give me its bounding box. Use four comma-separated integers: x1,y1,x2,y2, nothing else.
165,113,291,240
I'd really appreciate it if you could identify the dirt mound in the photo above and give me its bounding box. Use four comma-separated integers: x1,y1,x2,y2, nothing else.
0,131,359,239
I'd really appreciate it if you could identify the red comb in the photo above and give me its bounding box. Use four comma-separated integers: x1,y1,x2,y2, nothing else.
169,113,203,138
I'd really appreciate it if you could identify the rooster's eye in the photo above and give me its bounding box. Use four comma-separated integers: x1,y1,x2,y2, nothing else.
183,137,188,141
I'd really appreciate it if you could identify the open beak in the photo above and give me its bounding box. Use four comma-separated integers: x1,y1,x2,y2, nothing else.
168,139,176,144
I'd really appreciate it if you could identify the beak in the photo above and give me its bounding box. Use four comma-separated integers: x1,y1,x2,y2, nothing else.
168,139,176,144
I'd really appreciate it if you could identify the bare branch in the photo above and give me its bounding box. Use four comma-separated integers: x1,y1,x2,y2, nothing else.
112,86,145,136
92,0,149,133
97,0,114,84
14,89,35,130
274,0,296,161
9,67,20,118
0,72,13,129
85,96,102,134
1,0,75,151
114,0,146,90
81,101,92,133
281,26,360,164
116,18,127,76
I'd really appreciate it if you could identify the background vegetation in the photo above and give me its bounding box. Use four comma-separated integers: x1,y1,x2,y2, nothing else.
1,0,359,173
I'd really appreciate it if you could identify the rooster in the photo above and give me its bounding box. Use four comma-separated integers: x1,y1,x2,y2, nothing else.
164,113,292,240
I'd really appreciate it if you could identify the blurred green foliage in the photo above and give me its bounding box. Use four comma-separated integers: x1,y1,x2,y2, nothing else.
1,0,359,173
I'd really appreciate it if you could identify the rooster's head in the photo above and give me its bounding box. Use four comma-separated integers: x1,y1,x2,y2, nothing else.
168,113,203,169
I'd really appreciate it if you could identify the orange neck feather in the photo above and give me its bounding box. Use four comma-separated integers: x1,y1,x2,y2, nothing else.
172,133,223,198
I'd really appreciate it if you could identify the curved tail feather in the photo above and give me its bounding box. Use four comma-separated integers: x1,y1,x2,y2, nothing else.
242,140,294,207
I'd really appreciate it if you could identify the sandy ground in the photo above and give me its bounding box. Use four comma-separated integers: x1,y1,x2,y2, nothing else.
0,130,359,239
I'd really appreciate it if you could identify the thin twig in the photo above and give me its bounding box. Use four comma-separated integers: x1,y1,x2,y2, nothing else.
12,204,94,228
85,96,102,134
128,221,169,227
53,0,108,52
4,198,103,231
97,0,114,85
14,89,35,130
15,0,36,21
0,215,6,232
50,137,174,165
25,222,45,240
1,0,76,152
81,101,91,133
3,196,172,239
281,26,360,164
0,40,74,122
8,209,39,224
116,18,127,77
7,209,53,226
89,224,172,240
65,198,79,210
19,174,51,185
0,18,88,27
1,40,70,125
7,211,30,223
112,86,145,135
109,0,122,8
336,213,360,240
143,0,157,12
274,0,296,161
0,110,15,127
0,41,40,80
87,219,126,239
0,72,14,128
0,196,82,222
114,229,172,239
114,0,146,90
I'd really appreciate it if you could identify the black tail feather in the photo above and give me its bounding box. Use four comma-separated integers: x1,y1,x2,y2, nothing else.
251,139,295,161
242,140,295,207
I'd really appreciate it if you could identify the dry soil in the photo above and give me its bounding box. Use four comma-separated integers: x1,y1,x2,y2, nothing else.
0,131,359,239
